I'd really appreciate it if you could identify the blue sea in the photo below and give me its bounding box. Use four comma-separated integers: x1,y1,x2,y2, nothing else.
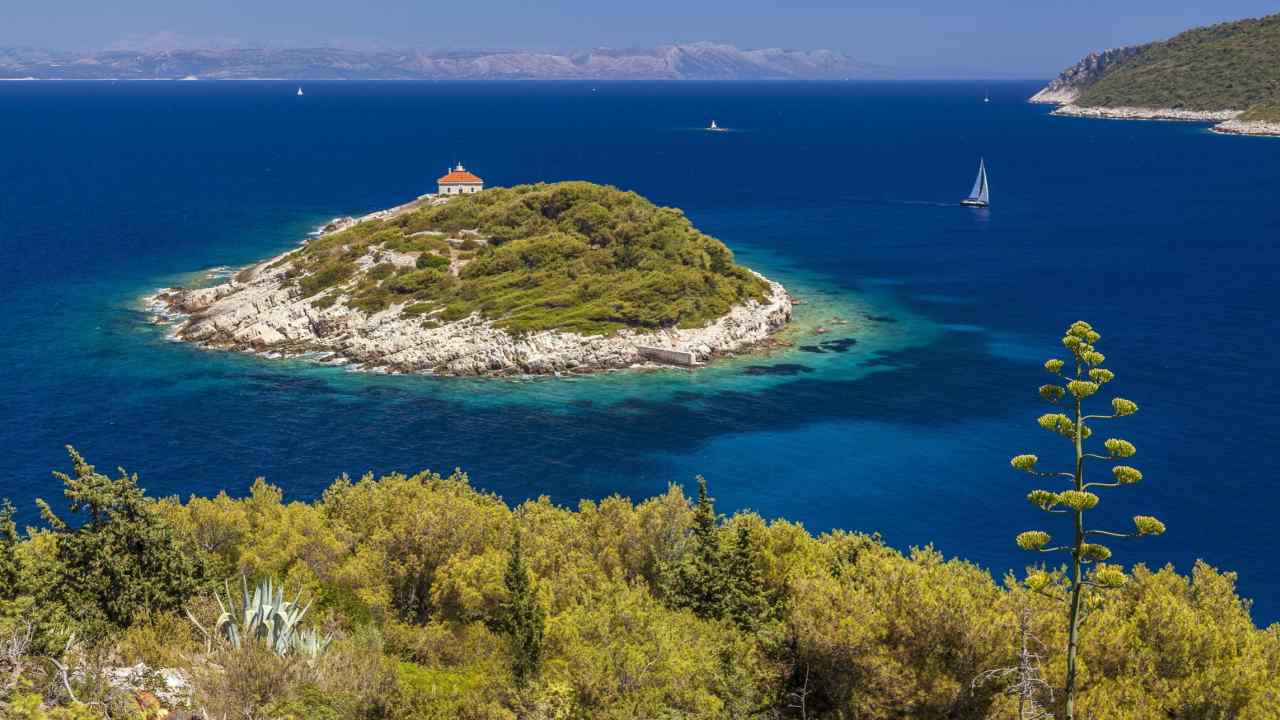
2,81,1278,623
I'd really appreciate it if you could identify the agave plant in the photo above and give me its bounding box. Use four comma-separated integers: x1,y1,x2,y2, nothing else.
188,576,331,659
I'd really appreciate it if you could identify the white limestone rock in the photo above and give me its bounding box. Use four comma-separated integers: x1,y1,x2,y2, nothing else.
155,247,793,377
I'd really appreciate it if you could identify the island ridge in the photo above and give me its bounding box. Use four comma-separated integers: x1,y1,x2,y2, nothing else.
152,181,793,376
1030,12,1280,137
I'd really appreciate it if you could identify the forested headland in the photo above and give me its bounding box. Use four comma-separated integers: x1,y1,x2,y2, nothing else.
1031,12,1280,136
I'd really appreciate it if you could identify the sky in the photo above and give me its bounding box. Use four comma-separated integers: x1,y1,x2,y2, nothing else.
2,0,1276,75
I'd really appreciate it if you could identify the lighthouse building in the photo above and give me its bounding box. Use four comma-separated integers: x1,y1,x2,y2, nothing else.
437,163,484,195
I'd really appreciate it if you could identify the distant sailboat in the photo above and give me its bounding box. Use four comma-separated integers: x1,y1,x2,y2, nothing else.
961,158,990,208
984,89,990,103
296,87,304,96
707,120,726,132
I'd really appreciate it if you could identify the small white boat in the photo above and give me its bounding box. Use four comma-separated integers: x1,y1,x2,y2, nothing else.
984,89,990,103
707,120,726,132
296,87,304,96
961,158,990,208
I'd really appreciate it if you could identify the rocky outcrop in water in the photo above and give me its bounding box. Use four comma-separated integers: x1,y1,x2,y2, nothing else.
150,223,793,378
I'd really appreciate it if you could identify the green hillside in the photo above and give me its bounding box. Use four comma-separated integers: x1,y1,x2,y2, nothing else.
280,182,771,335
1074,13,1280,111
1238,103,1280,122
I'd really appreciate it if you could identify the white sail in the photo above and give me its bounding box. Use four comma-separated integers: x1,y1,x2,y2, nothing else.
968,159,989,204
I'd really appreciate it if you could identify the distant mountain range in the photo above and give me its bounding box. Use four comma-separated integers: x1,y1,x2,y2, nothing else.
0,43,885,80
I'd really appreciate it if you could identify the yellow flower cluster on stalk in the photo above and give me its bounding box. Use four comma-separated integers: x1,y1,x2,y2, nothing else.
1008,321,1167,720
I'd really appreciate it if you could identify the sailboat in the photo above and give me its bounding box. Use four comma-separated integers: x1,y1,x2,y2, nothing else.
984,89,990,103
707,120,726,132
296,87,304,96
961,158,990,208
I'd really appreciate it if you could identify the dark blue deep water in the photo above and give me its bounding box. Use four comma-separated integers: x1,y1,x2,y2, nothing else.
3,81,1278,623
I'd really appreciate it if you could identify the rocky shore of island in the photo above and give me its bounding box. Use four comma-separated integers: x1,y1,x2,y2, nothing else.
1210,116,1280,138
148,222,794,377
1034,102,1280,136
1049,104,1239,123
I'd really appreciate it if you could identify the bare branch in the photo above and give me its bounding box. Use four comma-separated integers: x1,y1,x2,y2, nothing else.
787,664,813,720
1086,529,1133,539
1034,471,1076,480
971,606,1055,719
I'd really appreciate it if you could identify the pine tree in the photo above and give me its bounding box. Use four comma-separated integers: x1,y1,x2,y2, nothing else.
36,446,202,628
500,528,544,687
675,476,727,619
0,499,20,602
725,522,768,631
1011,321,1166,720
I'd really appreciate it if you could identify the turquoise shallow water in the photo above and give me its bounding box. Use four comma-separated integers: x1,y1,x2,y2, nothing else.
2,80,1278,623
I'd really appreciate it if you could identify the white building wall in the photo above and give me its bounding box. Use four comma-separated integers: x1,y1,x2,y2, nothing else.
439,183,483,195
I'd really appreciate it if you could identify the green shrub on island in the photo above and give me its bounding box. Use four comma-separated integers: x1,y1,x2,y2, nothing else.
285,182,771,334
1239,103,1280,123
1073,13,1280,112
414,253,449,270
1,447,1277,719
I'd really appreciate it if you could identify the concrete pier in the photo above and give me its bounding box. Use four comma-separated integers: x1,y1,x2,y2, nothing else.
636,346,700,367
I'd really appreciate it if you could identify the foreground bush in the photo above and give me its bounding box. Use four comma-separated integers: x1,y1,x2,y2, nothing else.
1,450,1276,718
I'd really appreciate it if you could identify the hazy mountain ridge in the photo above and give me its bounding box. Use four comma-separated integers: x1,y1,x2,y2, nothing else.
0,42,881,80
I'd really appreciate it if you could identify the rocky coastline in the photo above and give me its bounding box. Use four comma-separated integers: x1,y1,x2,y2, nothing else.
1210,116,1280,138
1038,101,1280,136
1049,104,1240,123
149,216,795,378
1028,87,1080,105
1028,46,1145,106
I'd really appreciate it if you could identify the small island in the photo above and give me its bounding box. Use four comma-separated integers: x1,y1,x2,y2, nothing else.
152,181,792,376
1031,13,1280,137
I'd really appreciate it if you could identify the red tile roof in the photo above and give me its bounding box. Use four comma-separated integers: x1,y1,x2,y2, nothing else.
438,168,483,184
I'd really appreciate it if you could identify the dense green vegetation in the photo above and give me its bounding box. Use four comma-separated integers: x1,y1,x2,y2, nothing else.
1074,13,1280,112
281,182,770,335
2,446,1277,718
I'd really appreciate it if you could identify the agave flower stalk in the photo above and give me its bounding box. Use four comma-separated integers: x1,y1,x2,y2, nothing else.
1011,321,1165,720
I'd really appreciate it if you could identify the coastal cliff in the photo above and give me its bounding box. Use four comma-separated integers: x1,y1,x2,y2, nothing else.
1031,13,1280,136
1029,46,1144,105
151,182,793,376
